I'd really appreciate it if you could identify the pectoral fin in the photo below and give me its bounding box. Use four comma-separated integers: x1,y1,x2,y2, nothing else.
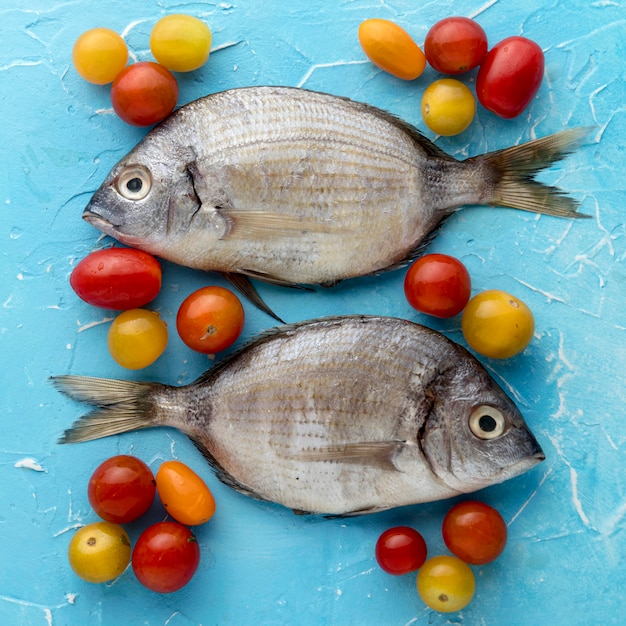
221,209,339,240
289,441,406,472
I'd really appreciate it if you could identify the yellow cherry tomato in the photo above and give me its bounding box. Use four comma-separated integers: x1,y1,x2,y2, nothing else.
107,309,168,369
68,522,131,583
156,460,216,525
416,555,475,613
462,289,535,358
150,14,212,72
72,28,128,85
421,78,476,136
358,18,426,80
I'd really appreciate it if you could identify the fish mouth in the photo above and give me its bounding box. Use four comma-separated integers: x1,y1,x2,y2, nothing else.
82,210,144,247
83,210,116,231
499,450,545,481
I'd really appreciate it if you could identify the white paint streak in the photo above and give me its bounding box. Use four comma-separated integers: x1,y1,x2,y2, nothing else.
569,465,592,527
77,317,113,332
508,466,554,527
548,435,594,530
53,523,83,538
468,0,500,19
211,41,243,53
120,19,149,39
512,277,567,304
14,457,47,472
0,60,43,71
0,594,72,619
297,60,369,88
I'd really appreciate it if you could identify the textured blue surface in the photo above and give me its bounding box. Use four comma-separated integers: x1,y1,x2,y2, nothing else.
1,1,625,624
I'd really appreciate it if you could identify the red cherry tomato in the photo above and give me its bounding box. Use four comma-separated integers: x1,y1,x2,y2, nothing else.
424,17,488,74
375,526,428,575
110,62,178,126
476,36,545,119
70,248,162,310
132,521,200,593
176,286,245,354
442,500,508,565
88,455,156,524
404,254,471,318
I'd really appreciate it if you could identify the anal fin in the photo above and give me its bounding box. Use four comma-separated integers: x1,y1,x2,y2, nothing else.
222,272,285,323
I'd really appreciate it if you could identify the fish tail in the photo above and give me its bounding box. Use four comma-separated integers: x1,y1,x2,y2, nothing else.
52,375,162,443
478,127,593,218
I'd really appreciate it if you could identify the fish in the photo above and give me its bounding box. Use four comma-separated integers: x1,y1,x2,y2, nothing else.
82,87,590,319
53,316,545,516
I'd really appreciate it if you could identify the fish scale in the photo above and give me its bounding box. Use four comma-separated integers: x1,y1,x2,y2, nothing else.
54,316,545,515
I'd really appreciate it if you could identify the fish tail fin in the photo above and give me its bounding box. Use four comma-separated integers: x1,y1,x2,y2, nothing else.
478,127,593,218
52,375,162,443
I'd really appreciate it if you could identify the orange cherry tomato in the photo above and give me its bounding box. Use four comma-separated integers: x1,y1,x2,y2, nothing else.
358,18,426,80
156,460,216,526
442,500,508,565
176,286,245,354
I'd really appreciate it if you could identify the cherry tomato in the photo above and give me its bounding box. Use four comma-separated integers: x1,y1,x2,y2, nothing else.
424,17,487,74
476,36,545,119
72,28,128,85
358,19,426,80
108,309,168,369
176,286,244,354
461,289,534,358
416,555,475,613
68,522,131,583
70,248,162,310
421,78,476,136
404,254,471,318
442,500,508,565
132,521,200,593
110,62,178,126
88,455,156,524
375,526,428,575
156,460,216,526
150,14,213,72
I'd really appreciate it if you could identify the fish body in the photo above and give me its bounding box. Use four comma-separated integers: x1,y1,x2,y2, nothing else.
54,316,544,515
84,87,588,300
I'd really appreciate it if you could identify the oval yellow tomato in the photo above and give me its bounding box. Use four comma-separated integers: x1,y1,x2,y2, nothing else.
358,19,426,80
156,460,216,526
462,290,535,358
421,78,476,136
150,14,212,72
68,522,131,583
107,309,168,369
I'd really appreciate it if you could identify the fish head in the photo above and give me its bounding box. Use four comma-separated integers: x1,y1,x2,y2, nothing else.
82,139,201,256
421,357,545,494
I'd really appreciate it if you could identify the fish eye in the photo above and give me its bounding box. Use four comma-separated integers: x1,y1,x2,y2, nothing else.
468,405,507,440
116,166,152,201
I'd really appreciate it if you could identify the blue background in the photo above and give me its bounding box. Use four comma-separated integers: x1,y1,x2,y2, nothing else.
1,1,624,624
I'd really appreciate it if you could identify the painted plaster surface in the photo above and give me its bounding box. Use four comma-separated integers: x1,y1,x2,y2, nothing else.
0,1,624,624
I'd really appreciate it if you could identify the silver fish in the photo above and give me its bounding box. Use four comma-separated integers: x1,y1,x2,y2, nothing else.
53,316,544,516
83,87,589,318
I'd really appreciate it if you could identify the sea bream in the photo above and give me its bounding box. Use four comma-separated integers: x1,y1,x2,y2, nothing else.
82,86,589,318
54,316,545,516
